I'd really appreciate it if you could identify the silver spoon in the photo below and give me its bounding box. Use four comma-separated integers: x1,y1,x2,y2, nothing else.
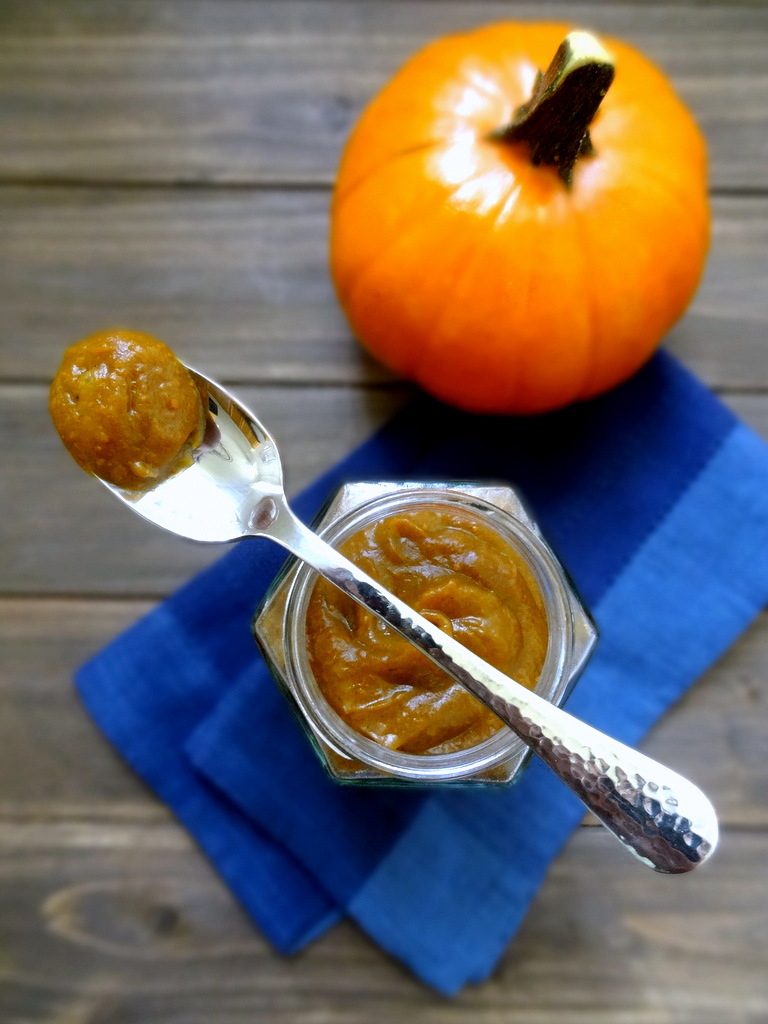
104,368,718,873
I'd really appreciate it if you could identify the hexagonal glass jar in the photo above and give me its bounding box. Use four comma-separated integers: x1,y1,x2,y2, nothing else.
253,482,597,786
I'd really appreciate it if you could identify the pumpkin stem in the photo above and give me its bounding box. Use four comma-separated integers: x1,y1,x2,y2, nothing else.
490,31,615,187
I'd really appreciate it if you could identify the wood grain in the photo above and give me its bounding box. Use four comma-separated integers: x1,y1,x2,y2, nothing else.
2,188,768,389
2,1,767,189
0,382,411,594
0,821,765,1023
2,383,765,596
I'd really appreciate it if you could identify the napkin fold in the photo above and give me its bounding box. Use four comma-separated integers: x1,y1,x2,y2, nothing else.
76,351,768,993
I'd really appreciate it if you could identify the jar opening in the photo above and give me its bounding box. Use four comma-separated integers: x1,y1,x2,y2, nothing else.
283,488,576,783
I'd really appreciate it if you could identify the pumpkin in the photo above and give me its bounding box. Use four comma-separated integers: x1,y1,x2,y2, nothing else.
329,24,709,414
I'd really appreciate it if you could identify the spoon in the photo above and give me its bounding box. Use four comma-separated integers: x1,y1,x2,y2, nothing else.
105,368,718,873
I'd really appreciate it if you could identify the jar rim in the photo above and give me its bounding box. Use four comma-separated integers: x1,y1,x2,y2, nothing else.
282,486,577,782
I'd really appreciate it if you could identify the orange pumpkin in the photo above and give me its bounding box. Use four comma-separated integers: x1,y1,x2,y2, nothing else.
329,24,709,414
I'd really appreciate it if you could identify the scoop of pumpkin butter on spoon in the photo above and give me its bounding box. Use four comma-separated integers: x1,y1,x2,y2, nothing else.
49,328,207,493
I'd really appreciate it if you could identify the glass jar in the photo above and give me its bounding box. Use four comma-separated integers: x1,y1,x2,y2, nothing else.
253,482,597,786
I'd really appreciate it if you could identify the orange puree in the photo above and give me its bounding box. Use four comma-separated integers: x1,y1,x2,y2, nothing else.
306,506,549,755
49,329,204,491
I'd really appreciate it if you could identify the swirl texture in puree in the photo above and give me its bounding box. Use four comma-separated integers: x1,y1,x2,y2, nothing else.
306,505,549,755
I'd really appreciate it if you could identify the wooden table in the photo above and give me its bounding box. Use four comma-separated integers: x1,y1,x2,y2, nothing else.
2,2,767,1020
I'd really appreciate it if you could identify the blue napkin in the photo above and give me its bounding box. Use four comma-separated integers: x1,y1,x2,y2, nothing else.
76,351,768,993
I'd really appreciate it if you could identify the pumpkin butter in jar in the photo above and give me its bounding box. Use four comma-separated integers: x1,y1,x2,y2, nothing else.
306,506,548,756
254,484,598,785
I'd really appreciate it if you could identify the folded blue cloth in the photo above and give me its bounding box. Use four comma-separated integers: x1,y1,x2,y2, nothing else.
76,351,768,993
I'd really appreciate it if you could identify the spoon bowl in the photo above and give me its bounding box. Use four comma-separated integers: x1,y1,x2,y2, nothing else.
103,372,284,542
101,367,719,874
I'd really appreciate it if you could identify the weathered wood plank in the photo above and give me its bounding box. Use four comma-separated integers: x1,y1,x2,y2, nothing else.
2,596,766,827
722,394,768,442
2,385,766,596
668,197,768,389
0,382,411,595
2,187,767,390
0,819,764,1022
0,598,162,815
1,1,767,189
0,186,365,385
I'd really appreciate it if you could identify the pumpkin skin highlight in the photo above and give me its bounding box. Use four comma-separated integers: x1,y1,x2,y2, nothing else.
329,22,709,415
